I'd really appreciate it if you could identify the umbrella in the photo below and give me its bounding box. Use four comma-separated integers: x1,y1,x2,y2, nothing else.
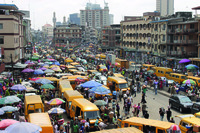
30,56,39,61
0,106,18,112
185,64,199,68
42,59,50,62
41,84,55,89
81,81,102,88
49,65,59,69
0,96,21,105
186,65,196,70
0,109,5,115
21,82,31,87
39,67,47,71
170,124,180,131
115,62,120,66
10,84,26,91
47,98,65,105
30,77,40,81
147,70,154,73
94,100,107,106
25,60,34,64
182,79,196,85
48,107,66,114
44,69,54,73
52,61,60,66
5,122,42,133
89,86,111,95
21,68,34,73
35,79,52,84
179,59,191,64
43,65,49,68
38,62,44,66
34,69,44,75
52,67,62,72
0,119,19,129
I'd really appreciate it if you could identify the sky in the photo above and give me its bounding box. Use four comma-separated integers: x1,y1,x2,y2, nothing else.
0,0,199,30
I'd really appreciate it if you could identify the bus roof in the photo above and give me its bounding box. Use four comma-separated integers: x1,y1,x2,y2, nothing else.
153,67,173,71
108,77,127,84
123,117,174,129
91,127,142,133
143,64,155,66
38,77,59,81
70,62,80,66
29,113,52,126
66,65,76,69
187,76,200,79
170,73,186,76
25,95,42,105
180,117,200,125
64,90,83,101
72,98,99,111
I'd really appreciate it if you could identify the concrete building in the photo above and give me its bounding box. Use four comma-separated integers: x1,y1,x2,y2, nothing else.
0,4,25,64
80,2,110,29
109,14,114,25
54,24,82,47
101,24,120,52
69,13,80,25
156,0,174,16
42,24,53,42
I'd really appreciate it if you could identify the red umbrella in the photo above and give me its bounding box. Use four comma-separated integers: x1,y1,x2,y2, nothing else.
0,119,19,129
30,78,40,81
170,124,180,131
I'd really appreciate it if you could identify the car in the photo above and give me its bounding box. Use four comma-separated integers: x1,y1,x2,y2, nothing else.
191,102,200,114
94,75,107,85
169,94,193,113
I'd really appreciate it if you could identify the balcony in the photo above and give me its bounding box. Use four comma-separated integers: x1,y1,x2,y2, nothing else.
167,40,198,45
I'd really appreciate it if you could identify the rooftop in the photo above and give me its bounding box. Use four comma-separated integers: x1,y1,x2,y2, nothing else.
192,6,200,10
0,4,18,10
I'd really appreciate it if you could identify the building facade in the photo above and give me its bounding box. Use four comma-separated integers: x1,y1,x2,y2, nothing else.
69,13,80,25
80,2,110,29
42,24,53,42
54,24,82,47
101,24,120,51
109,14,114,25
0,4,24,64
156,0,174,16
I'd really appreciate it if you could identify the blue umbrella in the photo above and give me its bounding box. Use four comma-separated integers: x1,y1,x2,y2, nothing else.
35,79,52,84
0,109,4,115
81,81,102,88
0,106,18,112
89,86,111,95
52,61,60,66
48,107,66,114
10,84,26,91
34,69,44,75
185,64,199,68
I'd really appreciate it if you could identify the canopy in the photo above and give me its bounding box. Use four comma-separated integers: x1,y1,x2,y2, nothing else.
10,84,26,91
81,81,102,88
34,69,44,75
22,68,34,73
0,96,21,105
0,106,18,112
89,86,111,95
48,107,66,114
47,98,65,105
35,79,52,84
179,59,191,63
41,84,55,89
0,119,19,129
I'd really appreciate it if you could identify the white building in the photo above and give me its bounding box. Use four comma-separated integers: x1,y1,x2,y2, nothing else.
109,14,114,25
156,0,174,16
42,24,53,41
80,2,110,29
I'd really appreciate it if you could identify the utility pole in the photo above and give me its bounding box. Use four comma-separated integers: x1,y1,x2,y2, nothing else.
10,54,14,78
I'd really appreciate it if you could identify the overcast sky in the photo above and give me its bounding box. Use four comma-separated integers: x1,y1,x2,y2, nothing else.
0,0,199,29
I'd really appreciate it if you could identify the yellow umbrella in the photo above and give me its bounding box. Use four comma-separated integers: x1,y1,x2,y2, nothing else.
43,65,49,68
49,65,59,69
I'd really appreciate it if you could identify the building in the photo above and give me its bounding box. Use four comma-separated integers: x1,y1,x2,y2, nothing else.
156,0,174,16
0,4,25,64
42,24,53,41
80,2,110,29
101,24,120,52
120,12,160,62
54,24,82,47
109,14,114,25
69,13,80,25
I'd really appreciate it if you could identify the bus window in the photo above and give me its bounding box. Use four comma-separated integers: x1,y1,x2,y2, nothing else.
158,70,160,73
158,129,165,133
124,123,129,127
161,71,164,74
181,76,186,79
176,76,179,78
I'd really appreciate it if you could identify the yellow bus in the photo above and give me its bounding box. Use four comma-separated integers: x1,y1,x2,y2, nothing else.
29,113,53,133
66,65,76,73
113,73,125,79
70,62,80,67
97,65,108,72
59,80,73,98
63,90,84,116
24,95,44,120
70,98,100,128
142,64,155,71
168,73,187,83
118,117,175,133
152,67,173,79
107,77,130,92
90,127,142,133
176,115,200,133
187,76,200,87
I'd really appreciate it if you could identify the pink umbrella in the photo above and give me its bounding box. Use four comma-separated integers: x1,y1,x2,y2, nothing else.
0,119,19,129
30,77,40,81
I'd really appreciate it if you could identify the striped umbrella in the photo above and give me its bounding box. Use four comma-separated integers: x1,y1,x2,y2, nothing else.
47,98,65,105
48,107,66,114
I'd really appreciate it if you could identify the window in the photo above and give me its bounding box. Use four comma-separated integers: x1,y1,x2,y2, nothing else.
176,76,179,78
72,106,75,111
0,36,4,44
158,70,161,73
161,71,164,74
162,35,165,41
0,23,3,29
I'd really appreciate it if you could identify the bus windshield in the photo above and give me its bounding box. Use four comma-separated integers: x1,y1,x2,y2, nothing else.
118,83,128,89
84,111,100,119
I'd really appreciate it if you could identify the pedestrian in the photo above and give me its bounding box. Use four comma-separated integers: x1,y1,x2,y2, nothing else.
94,117,100,131
112,100,116,112
64,122,70,133
144,111,149,119
127,98,131,114
166,108,172,122
134,85,137,97
85,118,90,133
73,122,79,133
119,89,123,102
80,123,85,133
159,108,165,121
137,103,141,117
126,89,130,96
142,103,147,117
154,80,158,95
116,102,120,118
141,92,147,104
169,117,175,123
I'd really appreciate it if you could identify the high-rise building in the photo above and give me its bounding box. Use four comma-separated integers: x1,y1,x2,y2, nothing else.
42,24,53,41
156,0,174,16
80,2,110,29
69,13,80,25
109,14,114,25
